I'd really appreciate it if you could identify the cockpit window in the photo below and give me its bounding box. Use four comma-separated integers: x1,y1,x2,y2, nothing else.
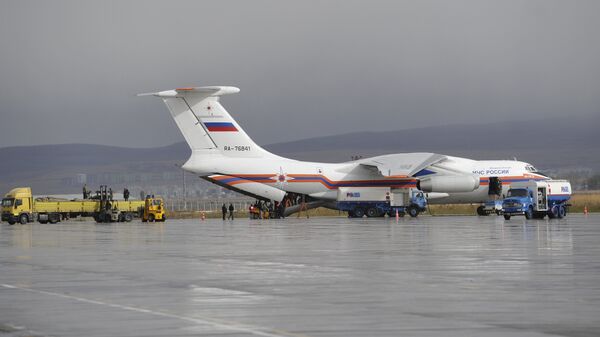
525,165,537,172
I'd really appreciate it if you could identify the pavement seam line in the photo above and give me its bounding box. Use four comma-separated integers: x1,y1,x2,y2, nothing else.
1,283,310,337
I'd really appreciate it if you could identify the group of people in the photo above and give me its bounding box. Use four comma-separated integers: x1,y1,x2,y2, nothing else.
82,185,130,201
248,200,286,219
221,203,235,220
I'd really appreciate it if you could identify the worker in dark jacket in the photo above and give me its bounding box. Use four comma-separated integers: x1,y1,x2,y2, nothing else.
123,188,130,201
221,203,227,220
228,203,235,220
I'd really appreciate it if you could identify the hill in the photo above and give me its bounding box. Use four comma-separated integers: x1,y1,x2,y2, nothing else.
0,115,597,195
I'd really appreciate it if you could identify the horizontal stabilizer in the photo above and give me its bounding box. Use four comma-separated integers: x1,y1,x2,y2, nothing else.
137,86,240,98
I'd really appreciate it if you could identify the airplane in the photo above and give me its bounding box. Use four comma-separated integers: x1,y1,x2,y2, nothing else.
139,86,550,216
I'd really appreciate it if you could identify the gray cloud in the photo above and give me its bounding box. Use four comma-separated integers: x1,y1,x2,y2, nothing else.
1,0,599,148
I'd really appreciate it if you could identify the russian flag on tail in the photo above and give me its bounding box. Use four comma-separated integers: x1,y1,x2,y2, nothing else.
204,122,238,132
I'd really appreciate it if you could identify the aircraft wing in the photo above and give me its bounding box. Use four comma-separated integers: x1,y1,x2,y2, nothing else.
357,153,447,177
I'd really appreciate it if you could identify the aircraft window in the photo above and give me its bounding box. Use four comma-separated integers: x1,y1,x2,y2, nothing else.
526,165,537,172
1,198,14,207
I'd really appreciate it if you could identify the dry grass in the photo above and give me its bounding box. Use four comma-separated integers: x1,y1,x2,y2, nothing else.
168,192,599,219
167,208,344,219
569,193,600,213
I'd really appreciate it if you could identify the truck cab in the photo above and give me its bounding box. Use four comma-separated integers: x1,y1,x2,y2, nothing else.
1,187,33,224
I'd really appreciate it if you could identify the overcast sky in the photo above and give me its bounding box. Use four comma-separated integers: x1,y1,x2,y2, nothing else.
0,0,599,148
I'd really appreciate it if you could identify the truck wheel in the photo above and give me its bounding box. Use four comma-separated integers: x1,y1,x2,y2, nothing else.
525,206,533,220
149,214,155,222
19,214,28,225
7,220,16,225
503,214,511,220
353,208,365,218
549,206,558,219
407,206,419,218
558,206,566,219
476,206,486,216
49,214,58,224
160,215,166,222
125,213,133,222
366,207,379,218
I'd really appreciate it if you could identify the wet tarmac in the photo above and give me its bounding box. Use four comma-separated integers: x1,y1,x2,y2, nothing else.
1,215,599,337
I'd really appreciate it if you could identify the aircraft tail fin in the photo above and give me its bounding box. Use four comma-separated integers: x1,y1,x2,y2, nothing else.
139,86,275,158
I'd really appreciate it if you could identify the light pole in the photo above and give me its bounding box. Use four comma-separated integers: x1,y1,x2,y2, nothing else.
174,163,187,210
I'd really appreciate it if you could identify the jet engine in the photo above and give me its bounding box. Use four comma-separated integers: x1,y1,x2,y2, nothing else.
417,175,480,193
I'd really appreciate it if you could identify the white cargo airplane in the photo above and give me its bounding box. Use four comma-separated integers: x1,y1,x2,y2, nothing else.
140,86,549,215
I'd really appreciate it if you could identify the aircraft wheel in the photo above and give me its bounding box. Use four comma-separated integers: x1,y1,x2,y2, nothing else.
503,214,511,220
366,207,379,218
353,208,365,218
19,214,28,225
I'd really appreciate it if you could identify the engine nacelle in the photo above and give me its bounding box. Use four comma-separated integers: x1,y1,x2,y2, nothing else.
417,175,480,193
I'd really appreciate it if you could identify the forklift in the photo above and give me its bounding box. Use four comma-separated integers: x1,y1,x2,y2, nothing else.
142,195,166,222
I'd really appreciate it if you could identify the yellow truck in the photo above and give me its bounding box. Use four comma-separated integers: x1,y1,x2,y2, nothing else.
1,187,145,225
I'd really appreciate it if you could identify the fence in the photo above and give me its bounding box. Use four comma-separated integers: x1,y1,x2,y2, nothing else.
164,197,256,213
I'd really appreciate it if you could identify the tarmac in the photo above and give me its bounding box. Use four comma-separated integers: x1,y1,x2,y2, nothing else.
1,215,599,337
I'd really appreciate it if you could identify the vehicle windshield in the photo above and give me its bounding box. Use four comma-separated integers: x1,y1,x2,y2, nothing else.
153,200,162,206
507,189,528,198
1,198,14,207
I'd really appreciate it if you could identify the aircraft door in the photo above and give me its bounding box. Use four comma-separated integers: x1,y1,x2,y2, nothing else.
488,177,502,199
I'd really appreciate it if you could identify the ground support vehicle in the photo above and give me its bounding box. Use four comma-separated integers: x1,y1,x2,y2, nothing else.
502,180,571,220
1,187,144,224
141,195,166,222
477,200,503,216
336,187,427,218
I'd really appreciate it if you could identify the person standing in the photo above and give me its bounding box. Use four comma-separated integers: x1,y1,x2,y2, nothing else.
228,203,235,220
221,203,227,220
123,188,130,201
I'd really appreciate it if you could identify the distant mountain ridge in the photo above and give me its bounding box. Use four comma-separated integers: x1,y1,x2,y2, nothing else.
263,115,600,170
0,115,598,194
